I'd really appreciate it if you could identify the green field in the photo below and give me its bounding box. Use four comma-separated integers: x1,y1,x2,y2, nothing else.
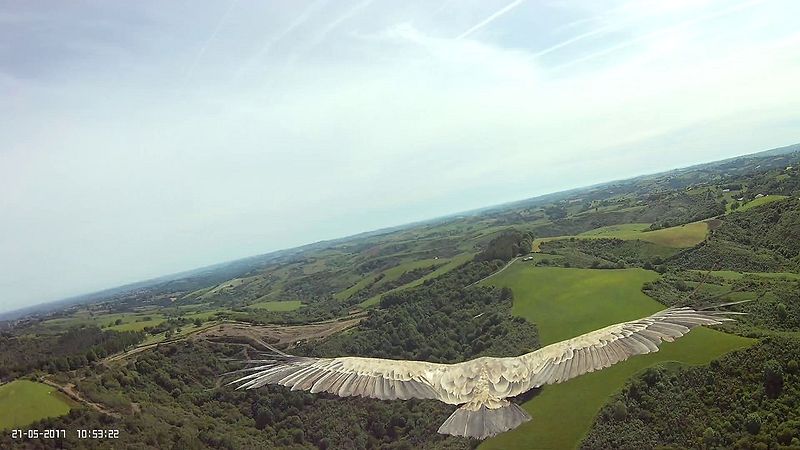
0,380,75,430
533,221,709,252
359,253,475,307
334,275,378,300
42,310,165,332
372,258,442,288
576,222,650,239
579,221,709,248
480,265,753,450
107,316,166,332
700,270,800,281
246,300,303,312
180,286,213,301
336,257,448,300
738,194,788,212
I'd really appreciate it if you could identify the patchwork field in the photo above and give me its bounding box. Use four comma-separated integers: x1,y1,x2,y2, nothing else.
334,258,445,301
480,265,753,450
0,380,75,430
532,221,709,252
359,252,474,307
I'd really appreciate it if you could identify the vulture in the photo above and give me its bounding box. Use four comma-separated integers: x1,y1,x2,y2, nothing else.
228,306,736,439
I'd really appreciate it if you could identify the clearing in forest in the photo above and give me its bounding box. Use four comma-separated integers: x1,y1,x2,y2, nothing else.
0,380,75,430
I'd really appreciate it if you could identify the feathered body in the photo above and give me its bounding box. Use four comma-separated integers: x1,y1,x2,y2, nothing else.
229,307,736,439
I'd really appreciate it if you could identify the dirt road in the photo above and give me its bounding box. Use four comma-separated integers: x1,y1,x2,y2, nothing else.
195,316,363,350
40,377,121,418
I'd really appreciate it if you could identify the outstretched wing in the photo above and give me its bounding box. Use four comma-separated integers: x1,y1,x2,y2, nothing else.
494,307,735,396
229,355,450,401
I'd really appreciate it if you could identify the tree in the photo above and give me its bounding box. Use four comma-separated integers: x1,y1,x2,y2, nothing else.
254,408,273,430
764,359,784,398
703,427,719,448
114,319,123,325
745,413,762,435
611,401,628,420
776,303,788,321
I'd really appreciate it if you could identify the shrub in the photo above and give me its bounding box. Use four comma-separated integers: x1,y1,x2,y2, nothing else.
746,413,762,435
611,401,628,420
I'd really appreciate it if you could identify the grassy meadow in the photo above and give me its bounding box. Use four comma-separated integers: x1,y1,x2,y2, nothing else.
245,300,304,312
737,194,788,212
0,380,75,430
335,257,447,301
41,310,166,333
480,265,753,450
699,270,800,281
532,221,709,252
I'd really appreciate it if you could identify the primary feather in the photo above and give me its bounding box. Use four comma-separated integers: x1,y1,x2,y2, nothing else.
228,307,734,439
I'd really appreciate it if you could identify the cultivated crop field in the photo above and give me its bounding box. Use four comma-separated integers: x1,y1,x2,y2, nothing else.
480,265,753,450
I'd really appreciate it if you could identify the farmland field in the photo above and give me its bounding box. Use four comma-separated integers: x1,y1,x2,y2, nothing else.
335,257,449,301
480,265,753,450
41,310,165,333
532,221,709,252
578,221,709,248
107,315,166,331
359,252,475,307
737,194,788,212
245,300,303,312
698,270,800,281
0,380,75,430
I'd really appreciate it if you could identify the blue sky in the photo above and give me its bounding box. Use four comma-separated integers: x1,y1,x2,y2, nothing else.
1,0,799,312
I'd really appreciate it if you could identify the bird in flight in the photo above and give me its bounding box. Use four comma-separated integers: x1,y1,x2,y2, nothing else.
229,307,735,439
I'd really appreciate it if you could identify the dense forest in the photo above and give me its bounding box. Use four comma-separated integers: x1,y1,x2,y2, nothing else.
474,230,534,262
0,327,144,379
582,338,800,449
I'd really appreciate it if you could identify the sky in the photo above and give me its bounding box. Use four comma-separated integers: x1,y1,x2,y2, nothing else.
1,0,799,313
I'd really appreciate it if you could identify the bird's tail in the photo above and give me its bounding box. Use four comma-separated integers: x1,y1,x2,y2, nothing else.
437,400,531,440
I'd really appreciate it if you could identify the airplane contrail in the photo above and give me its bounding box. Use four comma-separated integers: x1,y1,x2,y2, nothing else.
286,0,373,66
552,0,767,71
533,24,616,58
233,0,329,82
305,0,373,48
457,0,525,40
533,2,642,58
184,0,239,80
